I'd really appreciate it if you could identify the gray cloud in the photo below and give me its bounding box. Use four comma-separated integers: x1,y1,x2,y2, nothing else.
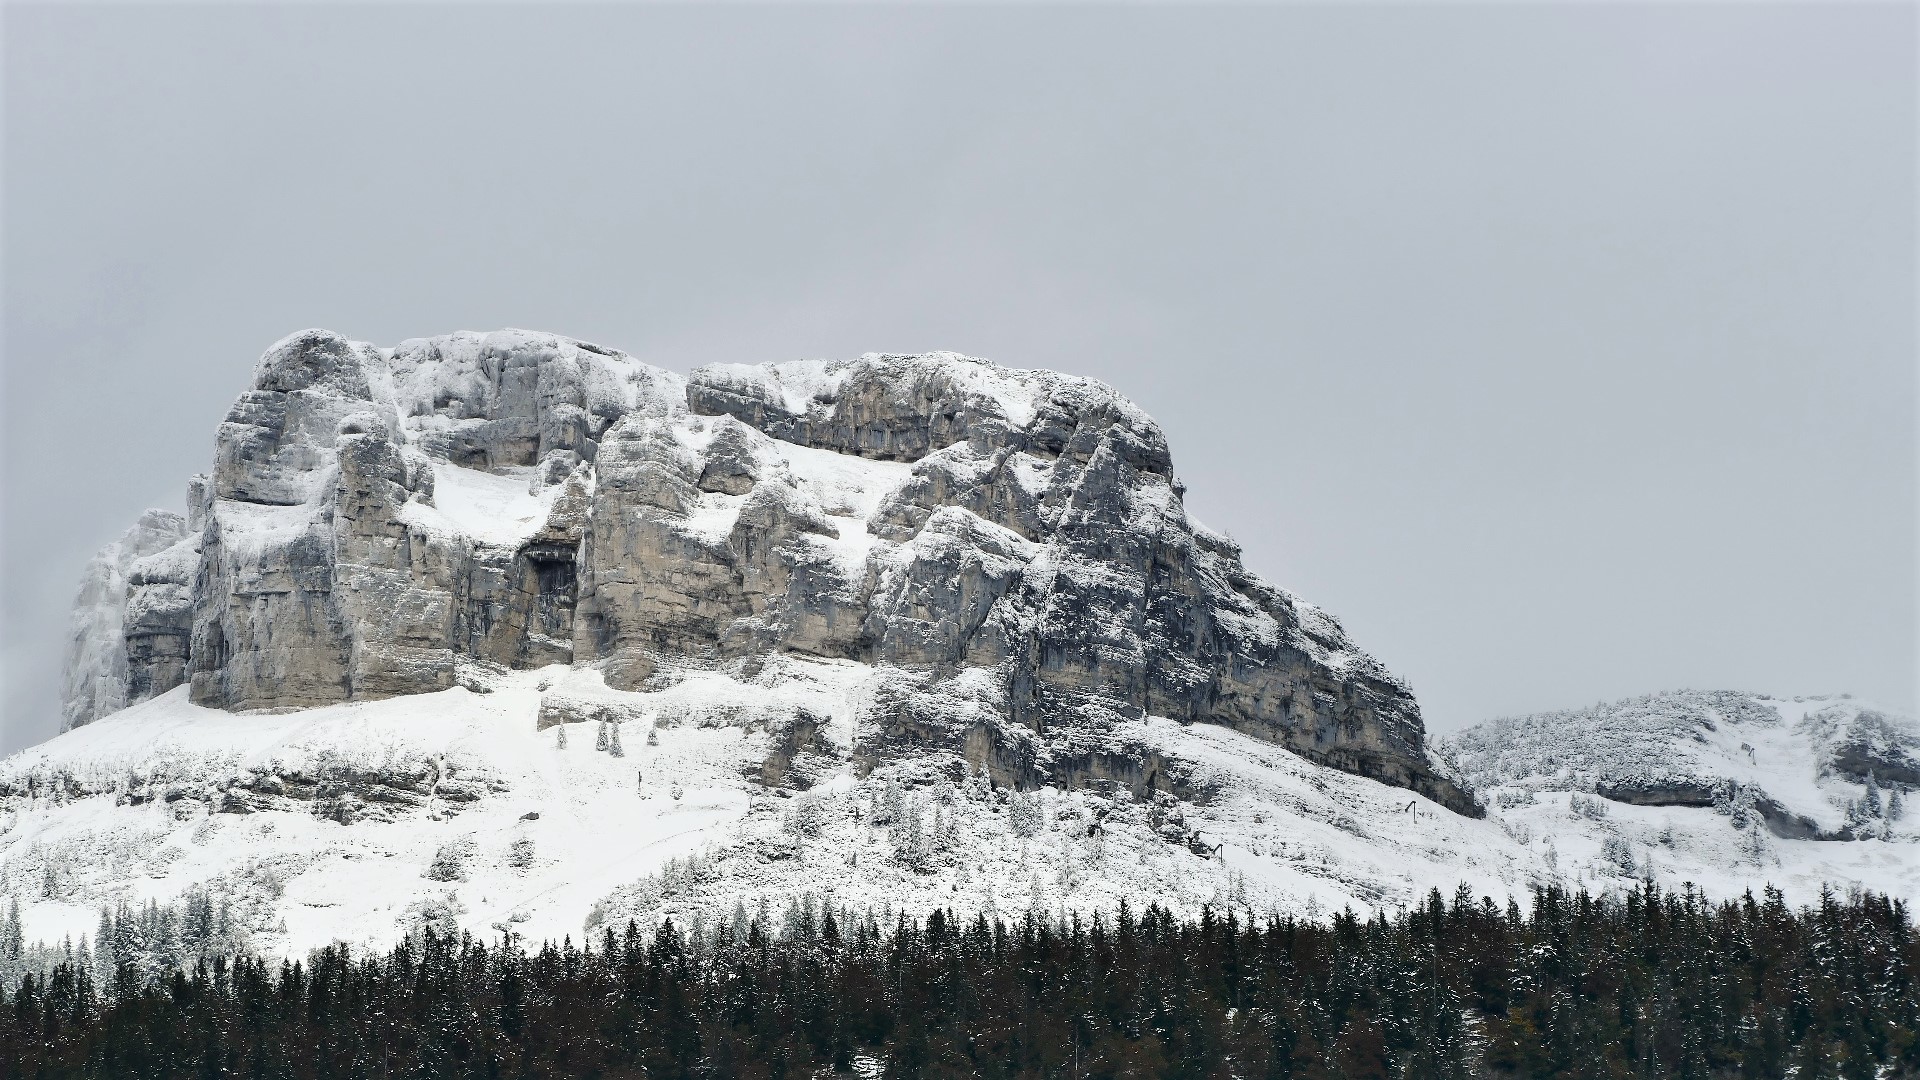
4,4,1912,754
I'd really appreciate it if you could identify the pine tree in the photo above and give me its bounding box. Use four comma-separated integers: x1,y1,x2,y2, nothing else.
1008,789,1043,837
0,876,1915,1076
0,897,21,991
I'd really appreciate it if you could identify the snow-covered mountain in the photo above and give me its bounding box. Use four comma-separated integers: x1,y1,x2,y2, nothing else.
5,330,1913,961
1443,690,1919,902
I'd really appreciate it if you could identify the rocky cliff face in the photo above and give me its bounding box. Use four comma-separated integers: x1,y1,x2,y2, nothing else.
62,330,1477,815
61,510,193,730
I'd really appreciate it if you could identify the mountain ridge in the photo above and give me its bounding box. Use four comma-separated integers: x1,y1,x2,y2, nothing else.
62,327,1473,814
9,330,1912,961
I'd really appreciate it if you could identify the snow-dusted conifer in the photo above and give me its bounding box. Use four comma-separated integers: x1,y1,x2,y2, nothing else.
1008,789,1043,838
555,724,568,749
877,779,904,825
608,723,625,757
1601,835,1636,876
0,898,21,990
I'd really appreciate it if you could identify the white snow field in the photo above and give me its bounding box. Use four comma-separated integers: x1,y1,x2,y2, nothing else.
3,672,1914,960
0,658,1523,957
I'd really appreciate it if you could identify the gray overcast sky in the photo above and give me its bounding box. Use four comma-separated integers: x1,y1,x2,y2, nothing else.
3,4,1913,756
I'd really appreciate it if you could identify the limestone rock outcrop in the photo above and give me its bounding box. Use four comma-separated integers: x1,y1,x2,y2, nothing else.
61,510,194,730
61,331,1479,815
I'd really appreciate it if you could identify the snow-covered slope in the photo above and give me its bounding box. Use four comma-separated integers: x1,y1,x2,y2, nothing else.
1443,690,1920,905
0,661,1524,958
4,680,1912,962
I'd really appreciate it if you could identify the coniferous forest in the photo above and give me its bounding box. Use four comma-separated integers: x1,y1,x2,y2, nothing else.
0,883,1914,1080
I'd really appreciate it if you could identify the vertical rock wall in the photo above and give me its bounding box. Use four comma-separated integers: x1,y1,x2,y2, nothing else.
62,333,1479,815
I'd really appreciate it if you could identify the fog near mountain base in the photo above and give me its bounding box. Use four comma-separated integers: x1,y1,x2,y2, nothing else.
3,4,1913,755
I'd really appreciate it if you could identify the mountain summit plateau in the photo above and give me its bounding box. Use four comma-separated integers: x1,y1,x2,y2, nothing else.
62,328,1473,815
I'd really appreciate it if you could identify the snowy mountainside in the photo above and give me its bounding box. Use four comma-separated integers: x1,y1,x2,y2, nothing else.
0,663,1523,960
1443,690,1920,904
10,325,1492,957
1447,690,1918,838
4,678,1912,964
12,329,1914,964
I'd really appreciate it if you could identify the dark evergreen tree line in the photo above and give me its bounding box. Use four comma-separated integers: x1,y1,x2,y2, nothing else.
0,882,1914,1079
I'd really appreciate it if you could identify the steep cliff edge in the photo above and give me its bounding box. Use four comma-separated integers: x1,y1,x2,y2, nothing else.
61,329,1476,815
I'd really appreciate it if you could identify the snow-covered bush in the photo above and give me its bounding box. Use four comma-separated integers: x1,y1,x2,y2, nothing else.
402,892,465,940
426,837,472,882
586,853,718,930
783,790,828,840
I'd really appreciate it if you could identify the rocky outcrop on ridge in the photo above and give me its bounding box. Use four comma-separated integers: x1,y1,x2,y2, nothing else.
61,330,1478,815
1446,690,1918,840
62,509,195,730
